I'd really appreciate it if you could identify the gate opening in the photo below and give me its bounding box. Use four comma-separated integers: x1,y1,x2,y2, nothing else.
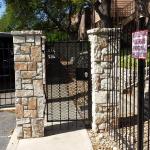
0,33,15,108
45,41,92,131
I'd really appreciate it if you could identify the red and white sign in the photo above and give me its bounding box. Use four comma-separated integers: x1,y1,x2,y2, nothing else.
132,30,148,59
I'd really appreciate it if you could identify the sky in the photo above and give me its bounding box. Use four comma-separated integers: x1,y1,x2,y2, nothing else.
0,0,6,17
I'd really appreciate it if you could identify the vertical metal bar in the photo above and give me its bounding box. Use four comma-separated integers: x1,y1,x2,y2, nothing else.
58,42,61,129
113,29,116,140
133,22,136,150
119,28,122,149
133,58,136,150
82,42,86,121
122,30,125,150
137,59,145,150
50,43,54,128
115,28,119,143
8,45,12,105
88,40,92,125
75,42,78,127
129,23,132,149
107,30,110,133
114,28,117,141
125,26,129,150
136,3,145,149
66,41,70,128
45,42,49,123
148,45,150,150
111,29,114,137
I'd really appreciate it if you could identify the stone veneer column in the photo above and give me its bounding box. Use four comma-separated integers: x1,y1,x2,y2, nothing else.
87,28,120,133
11,31,45,139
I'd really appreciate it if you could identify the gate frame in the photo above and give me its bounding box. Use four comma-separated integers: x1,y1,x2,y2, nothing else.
45,40,92,127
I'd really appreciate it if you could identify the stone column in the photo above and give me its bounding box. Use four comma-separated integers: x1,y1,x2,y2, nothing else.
87,28,120,133
11,31,46,139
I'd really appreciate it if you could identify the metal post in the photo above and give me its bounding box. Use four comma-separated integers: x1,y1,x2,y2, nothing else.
137,60,145,150
136,1,145,150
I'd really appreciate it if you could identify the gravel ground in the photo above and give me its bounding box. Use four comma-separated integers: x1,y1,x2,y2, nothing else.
88,130,119,150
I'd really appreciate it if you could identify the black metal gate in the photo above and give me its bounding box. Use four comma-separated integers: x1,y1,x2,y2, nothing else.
106,19,150,149
45,41,92,130
0,33,15,108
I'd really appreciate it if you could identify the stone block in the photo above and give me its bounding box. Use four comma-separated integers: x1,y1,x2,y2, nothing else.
16,104,23,119
28,62,37,71
101,62,111,69
15,98,22,104
95,113,107,125
15,62,27,70
33,80,44,96
24,106,28,110
31,46,42,62
94,91,109,104
14,55,30,62
94,74,101,91
22,84,33,90
28,97,37,110
103,55,112,62
23,127,32,138
94,45,101,61
98,123,106,130
26,36,35,43
16,90,33,97
16,126,23,139
36,63,43,79
13,36,25,43
101,47,108,55
21,71,36,79
23,124,31,128
24,110,37,118
98,38,108,50
15,71,21,90
14,44,21,54
32,118,44,138
11,30,42,35
101,78,112,90
104,69,111,74
22,98,28,105
35,36,41,45
100,73,111,79
37,97,45,118
22,79,32,84
21,45,31,54
91,62,103,74
16,118,31,125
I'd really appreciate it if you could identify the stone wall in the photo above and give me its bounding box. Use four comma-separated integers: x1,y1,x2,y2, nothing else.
87,28,120,133
11,31,46,138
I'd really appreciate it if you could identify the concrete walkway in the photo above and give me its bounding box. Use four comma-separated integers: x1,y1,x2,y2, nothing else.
16,129,93,150
0,111,16,150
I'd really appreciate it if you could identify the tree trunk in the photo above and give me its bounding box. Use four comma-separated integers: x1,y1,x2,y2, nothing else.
94,0,112,28
136,0,150,29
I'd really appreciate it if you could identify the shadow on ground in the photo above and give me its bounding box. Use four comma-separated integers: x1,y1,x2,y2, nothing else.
44,120,90,136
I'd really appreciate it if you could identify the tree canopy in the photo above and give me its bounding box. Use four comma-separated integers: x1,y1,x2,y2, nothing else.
1,0,150,39
0,0,92,38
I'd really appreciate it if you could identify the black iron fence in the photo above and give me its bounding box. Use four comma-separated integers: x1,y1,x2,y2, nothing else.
0,35,15,108
106,19,150,149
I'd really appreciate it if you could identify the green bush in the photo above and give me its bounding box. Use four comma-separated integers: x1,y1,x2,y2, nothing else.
120,49,150,68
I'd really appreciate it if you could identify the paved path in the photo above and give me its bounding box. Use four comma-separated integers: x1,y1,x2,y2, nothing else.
0,111,16,150
15,83,92,150
16,129,93,150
